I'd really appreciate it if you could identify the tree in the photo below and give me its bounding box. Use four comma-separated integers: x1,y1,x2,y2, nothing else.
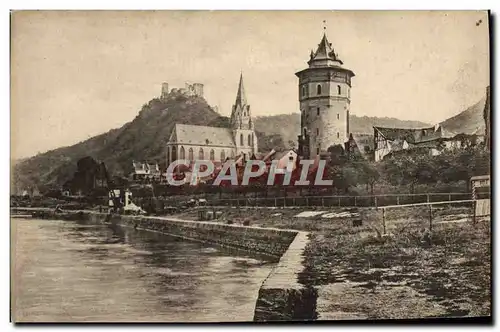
379,150,437,193
326,145,351,194
358,161,380,196
434,145,490,190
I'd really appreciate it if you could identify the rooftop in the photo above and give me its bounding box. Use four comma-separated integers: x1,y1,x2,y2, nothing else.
169,124,235,147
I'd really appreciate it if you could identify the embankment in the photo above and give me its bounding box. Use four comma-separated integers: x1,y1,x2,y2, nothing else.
12,208,315,321
253,231,317,321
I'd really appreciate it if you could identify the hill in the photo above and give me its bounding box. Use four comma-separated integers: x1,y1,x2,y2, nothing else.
253,114,430,149
13,95,434,191
439,95,487,135
13,93,229,191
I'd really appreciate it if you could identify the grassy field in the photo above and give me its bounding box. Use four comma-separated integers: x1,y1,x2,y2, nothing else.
174,205,491,320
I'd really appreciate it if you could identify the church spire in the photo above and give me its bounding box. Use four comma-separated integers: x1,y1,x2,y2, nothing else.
235,72,247,106
230,73,253,131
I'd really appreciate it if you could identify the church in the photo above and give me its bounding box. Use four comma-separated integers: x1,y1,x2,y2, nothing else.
166,74,258,165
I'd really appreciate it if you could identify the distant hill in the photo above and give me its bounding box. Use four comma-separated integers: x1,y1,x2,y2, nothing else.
12,94,437,190
439,95,487,135
253,114,430,149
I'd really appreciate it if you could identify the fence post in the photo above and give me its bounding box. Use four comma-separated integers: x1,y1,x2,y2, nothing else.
354,196,357,207
473,200,477,224
283,198,286,208
338,197,341,207
293,197,296,206
448,194,452,201
397,196,400,205
382,208,386,235
374,196,378,208
427,194,430,203
429,204,433,232
321,198,324,207
306,197,309,207
274,198,277,207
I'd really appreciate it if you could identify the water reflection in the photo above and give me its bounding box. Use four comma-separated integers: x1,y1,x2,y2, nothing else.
12,218,275,322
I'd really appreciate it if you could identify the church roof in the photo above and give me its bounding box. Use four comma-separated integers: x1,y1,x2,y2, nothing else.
235,73,247,107
309,33,343,65
170,124,235,147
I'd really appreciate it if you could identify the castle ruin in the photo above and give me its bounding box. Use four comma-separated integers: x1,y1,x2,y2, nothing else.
160,82,204,100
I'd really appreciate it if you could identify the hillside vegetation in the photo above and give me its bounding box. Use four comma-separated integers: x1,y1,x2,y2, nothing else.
13,93,226,191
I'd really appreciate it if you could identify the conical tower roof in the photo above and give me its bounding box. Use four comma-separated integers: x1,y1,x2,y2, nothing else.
309,32,343,66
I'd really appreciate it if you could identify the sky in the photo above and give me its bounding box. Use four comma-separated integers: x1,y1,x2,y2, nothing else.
11,10,490,159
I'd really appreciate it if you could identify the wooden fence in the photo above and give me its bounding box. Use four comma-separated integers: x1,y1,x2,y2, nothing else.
204,192,478,208
377,199,486,236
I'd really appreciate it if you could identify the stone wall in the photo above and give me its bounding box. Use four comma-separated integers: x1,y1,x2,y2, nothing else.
253,231,317,321
91,213,297,258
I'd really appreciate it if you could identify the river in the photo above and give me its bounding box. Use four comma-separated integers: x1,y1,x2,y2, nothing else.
11,217,275,323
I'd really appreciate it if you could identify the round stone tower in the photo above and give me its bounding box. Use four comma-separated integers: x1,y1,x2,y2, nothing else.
296,31,355,159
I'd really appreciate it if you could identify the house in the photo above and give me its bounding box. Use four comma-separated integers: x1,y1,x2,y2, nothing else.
271,149,299,172
373,124,484,162
131,161,161,182
345,133,375,160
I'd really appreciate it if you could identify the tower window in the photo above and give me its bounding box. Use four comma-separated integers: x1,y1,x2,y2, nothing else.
248,134,252,146
337,132,340,139
317,84,322,95
220,150,226,160
317,147,320,155
302,86,306,97
180,146,185,159
210,149,215,160
240,133,244,146
317,107,320,116
316,128,319,136
188,148,194,160
337,85,341,95
337,113,340,120
199,148,204,160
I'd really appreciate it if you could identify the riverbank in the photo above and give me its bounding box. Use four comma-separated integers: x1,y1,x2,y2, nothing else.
12,205,491,321
173,206,491,320
11,207,313,322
